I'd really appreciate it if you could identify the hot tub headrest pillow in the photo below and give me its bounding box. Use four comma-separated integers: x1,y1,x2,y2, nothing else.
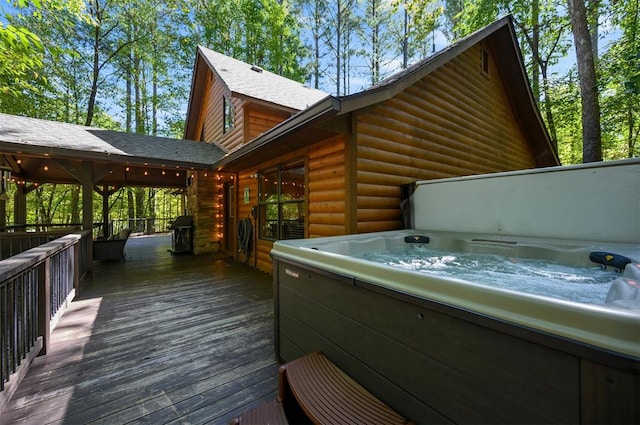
605,278,640,310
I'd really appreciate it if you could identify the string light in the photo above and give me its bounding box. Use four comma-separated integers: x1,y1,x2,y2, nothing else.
216,173,225,242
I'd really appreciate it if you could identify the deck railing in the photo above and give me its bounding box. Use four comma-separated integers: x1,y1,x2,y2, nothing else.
104,217,174,235
0,231,91,414
5,218,174,240
0,230,82,260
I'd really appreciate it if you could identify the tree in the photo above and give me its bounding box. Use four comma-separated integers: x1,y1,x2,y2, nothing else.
300,0,331,89
599,0,640,159
508,0,571,150
0,0,88,114
453,0,570,153
567,0,602,162
393,0,442,69
193,0,308,82
359,0,395,85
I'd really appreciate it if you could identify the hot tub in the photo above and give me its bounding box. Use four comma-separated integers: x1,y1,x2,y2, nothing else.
273,229,639,357
271,159,640,424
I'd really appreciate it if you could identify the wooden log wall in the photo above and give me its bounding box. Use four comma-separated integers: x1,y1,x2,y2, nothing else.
308,135,347,237
245,105,291,141
355,43,537,234
200,70,245,152
187,171,219,254
199,71,293,152
230,136,348,273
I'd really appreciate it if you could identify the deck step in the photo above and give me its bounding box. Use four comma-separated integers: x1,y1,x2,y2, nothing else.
231,399,288,424
279,351,411,425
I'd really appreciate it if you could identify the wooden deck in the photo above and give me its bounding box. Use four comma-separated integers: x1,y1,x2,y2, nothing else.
1,234,279,425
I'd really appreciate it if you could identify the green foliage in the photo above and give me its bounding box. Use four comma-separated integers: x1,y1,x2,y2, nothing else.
598,0,640,159
2,0,638,168
193,0,308,82
550,72,582,164
0,0,90,111
4,183,183,234
0,20,44,103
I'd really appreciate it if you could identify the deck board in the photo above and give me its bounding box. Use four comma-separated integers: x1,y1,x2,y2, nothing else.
1,234,279,425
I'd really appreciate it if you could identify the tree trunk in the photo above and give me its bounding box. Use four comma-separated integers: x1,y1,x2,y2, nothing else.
403,7,408,69
587,0,599,59
567,0,602,162
336,0,341,95
85,23,100,126
531,0,540,100
628,107,637,158
313,1,321,89
541,63,559,152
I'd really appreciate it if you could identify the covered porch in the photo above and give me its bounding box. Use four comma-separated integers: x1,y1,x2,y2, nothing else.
0,234,278,425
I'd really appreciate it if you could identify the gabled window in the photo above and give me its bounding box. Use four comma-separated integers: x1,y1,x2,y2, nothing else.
258,161,305,241
481,46,490,77
223,95,235,133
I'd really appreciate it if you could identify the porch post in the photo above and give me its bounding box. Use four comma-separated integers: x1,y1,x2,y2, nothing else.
81,162,93,232
78,162,94,273
102,186,109,237
14,184,27,231
0,199,5,231
0,155,5,230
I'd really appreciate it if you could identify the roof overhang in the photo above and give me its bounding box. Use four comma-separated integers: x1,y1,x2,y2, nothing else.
0,113,224,188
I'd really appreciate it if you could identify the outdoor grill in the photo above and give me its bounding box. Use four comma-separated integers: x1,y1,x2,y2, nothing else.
170,215,193,254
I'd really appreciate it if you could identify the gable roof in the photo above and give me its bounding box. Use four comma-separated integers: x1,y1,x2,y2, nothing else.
184,47,328,140
214,15,560,171
0,113,226,187
0,113,225,168
200,46,328,110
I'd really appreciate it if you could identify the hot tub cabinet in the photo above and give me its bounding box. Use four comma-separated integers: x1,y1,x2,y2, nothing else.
272,248,639,424
271,160,640,424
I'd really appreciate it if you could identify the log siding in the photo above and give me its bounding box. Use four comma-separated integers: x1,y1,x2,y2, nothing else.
308,136,347,237
355,44,537,234
245,105,291,141
201,73,240,147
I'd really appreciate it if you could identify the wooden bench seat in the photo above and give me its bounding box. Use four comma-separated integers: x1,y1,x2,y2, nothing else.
231,351,411,425
231,399,288,425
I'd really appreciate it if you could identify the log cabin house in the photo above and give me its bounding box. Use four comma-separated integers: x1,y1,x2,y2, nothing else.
183,15,560,273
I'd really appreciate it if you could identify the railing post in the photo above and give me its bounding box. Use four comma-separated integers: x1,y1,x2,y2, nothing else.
73,243,81,297
37,259,51,356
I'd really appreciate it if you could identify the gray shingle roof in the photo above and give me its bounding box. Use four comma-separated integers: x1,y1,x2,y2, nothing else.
198,46,329,111
0,113,226,167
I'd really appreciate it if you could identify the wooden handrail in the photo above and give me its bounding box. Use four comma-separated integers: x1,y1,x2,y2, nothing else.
0,230,91,415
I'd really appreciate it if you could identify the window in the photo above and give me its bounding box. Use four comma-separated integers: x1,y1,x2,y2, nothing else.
223,95,235,133
481,47,490,76
258,161,305,240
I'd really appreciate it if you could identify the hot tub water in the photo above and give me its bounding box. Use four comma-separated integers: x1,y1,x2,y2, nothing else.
354,244,621,305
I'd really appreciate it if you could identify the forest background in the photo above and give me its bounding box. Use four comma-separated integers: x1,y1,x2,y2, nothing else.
0,0,638,229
